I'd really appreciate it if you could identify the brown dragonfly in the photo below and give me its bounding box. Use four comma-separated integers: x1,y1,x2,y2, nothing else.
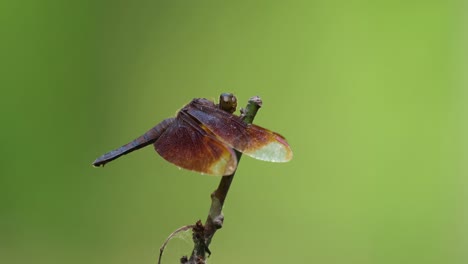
93,93,292,176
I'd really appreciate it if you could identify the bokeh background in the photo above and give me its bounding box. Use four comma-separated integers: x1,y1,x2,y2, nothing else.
1,1,467,263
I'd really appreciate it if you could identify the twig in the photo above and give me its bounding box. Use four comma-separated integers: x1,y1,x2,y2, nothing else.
158,224,195,264
186,95,263,263
157,95,263,264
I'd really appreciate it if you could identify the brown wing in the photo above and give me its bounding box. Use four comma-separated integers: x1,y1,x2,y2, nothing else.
154,112,238,176
186,103,293,162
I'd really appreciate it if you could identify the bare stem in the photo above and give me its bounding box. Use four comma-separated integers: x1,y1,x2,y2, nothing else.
186,96,262,263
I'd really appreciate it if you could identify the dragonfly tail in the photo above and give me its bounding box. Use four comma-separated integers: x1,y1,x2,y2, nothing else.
92,118,175,167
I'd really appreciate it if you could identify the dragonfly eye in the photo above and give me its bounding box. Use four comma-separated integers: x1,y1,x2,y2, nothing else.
219,93,237,113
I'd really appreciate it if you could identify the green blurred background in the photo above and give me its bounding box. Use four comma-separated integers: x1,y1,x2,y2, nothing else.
1,1,466,263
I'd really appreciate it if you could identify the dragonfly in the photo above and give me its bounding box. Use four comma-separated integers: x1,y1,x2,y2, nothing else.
92,93,292,176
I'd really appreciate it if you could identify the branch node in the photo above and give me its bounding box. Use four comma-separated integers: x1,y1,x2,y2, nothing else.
213,214,224,229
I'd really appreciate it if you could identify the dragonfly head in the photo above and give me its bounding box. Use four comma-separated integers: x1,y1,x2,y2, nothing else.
218,93,237,114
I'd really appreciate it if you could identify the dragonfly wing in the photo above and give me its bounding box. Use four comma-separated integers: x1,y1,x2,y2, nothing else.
154,114,238,176
186,105,292,162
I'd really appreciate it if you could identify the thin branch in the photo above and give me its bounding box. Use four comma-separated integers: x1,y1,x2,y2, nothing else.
187,96,263,263
158,224,195,264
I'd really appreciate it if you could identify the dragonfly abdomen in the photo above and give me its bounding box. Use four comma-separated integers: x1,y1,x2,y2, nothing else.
92,118,175,167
